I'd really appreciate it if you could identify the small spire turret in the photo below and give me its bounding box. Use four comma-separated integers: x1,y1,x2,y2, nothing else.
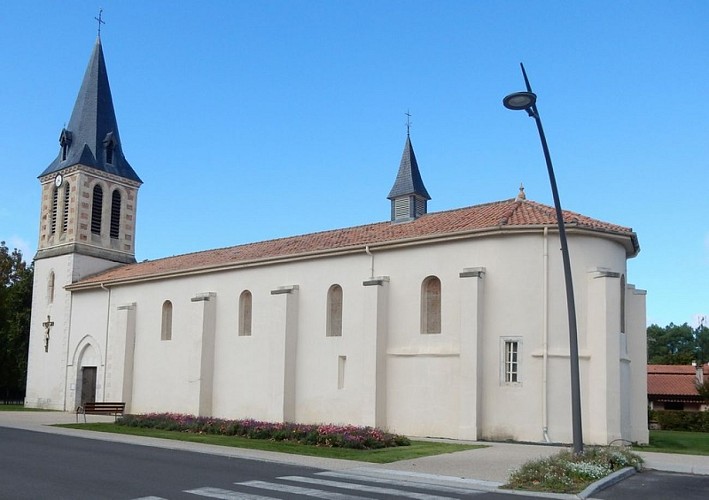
387,116,431,222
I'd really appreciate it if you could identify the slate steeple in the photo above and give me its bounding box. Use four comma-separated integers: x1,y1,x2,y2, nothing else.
387,133,431,222
35,36,140,265
40,37,140,182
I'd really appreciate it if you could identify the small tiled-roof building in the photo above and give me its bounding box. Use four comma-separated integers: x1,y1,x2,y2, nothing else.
25,36,650,446
648,364,709,412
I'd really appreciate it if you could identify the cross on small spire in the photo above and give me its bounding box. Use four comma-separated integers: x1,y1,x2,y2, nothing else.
95,8,105,38
405,110,413,137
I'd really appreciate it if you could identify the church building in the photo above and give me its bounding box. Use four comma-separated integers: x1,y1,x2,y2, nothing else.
25,36,649,446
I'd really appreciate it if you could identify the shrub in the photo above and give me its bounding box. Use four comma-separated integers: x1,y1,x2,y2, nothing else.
504,446,643,494
652,410,709,432
117,413,410,450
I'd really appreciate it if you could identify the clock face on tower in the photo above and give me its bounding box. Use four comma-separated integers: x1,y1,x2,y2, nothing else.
54,174,63,188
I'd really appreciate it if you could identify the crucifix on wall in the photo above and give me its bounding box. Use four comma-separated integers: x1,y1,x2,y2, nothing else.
42,315,54,353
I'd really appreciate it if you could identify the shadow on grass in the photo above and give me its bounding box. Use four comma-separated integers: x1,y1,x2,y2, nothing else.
57,422,484,463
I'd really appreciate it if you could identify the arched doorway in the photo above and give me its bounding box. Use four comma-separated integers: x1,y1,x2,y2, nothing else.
76,342,100,406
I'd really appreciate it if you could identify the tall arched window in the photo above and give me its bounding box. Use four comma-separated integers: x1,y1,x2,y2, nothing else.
239,290,252,336
51,187,58,234
421,276,441,334
110,190,121,239
91,185,103,235
326,284,343,337
620,274,626,334
61,182,70,233
161,300,173,341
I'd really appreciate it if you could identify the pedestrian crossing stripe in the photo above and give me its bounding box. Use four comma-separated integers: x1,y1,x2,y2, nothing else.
184,487,276,500
276,476,460,499
318,471,487,495
238,480,367,499
182,471,487,499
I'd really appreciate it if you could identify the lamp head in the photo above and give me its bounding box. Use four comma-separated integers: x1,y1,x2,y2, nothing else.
503,91,537,111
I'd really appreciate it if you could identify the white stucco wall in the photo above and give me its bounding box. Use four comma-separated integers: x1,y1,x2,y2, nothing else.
25,253,123,410
28,227,647,445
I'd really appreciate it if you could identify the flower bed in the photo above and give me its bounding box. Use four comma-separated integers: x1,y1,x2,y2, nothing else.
504,446,643,493
116,413,410,450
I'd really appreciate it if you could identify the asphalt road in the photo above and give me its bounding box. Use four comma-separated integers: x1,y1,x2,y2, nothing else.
0,427,327,499
2,426,708,499
594,469,709,500
0,427,539,499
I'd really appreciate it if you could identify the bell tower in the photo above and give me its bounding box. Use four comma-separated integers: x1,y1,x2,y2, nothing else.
25,35,141,409
36,36,142,263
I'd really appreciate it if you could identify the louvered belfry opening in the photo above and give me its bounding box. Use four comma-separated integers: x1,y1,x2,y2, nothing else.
110,190,121,239
62,183,70,233
51,187,58,234
91,185,103,235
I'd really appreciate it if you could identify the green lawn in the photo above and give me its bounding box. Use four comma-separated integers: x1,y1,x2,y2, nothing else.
636,430,709,456
58,423,483,463
0,404,47,412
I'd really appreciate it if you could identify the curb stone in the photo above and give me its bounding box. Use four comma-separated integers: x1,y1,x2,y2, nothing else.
577,466,637,499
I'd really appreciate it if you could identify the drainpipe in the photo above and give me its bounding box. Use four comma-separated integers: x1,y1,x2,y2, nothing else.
542,227,551,443
100,283,111,401
365,245,374,278
63,282,75,412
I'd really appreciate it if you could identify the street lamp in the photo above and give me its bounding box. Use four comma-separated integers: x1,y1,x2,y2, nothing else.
503,63,583,455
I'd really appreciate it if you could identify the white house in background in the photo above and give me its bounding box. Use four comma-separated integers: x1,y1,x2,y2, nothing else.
25,36,649,446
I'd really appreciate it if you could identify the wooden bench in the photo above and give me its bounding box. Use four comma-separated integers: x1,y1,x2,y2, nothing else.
76,402,125,423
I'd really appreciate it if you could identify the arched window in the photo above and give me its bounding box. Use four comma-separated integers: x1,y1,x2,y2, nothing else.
91,185,103,235
161,300,173,341
326,284,343,337
47,271,55,304
620,274,626,334
421,276,441,334
61,182,70,233
238,290,252,336
51,187,58,234
110,190,121,239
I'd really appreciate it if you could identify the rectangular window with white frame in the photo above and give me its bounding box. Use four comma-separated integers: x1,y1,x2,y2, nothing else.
501,337,522,384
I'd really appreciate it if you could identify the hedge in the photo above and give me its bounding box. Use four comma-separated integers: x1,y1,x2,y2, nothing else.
650,410,709,432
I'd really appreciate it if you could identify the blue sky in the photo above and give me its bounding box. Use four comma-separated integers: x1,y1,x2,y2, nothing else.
1,1,707,327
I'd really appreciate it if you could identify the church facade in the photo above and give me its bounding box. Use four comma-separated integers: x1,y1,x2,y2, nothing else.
25,37,649,446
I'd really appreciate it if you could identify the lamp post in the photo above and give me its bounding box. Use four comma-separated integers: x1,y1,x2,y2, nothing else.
503,63,583,455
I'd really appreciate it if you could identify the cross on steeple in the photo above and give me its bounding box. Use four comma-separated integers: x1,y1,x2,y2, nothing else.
95,8,105,38
405,110,412,137
42,315,54,353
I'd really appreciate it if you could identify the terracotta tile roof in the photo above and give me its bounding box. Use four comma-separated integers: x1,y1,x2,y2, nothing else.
69,198,638,288
647,364,709,397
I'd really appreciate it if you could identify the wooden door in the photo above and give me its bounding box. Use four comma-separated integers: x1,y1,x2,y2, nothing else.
80,367,97,405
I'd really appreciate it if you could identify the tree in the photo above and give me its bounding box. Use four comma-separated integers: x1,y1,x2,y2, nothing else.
696,322,709,365
696,380,709,402
647,321,709,365
0,241,33,402
647,323,696,364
